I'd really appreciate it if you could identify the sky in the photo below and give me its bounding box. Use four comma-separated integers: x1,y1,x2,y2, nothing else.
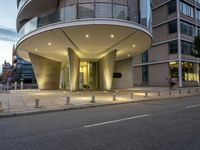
0,1,18,73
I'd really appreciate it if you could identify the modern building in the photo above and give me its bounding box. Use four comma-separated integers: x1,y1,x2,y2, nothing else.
12,47,37,86
133,0,200,87
15,0,152,91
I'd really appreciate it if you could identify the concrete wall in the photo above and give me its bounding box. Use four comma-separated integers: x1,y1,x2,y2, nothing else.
68,48,80,91
148,63,169,86
99,50,116,90
29,53,61,90
133,66,142,85
112,58,133,89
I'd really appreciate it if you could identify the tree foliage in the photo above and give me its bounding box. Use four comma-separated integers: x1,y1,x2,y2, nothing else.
193,35,200,58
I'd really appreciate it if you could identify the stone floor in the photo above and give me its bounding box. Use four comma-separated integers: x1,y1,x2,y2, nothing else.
0,86,199,115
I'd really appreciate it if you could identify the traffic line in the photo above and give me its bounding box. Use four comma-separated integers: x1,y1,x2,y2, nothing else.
84,114,150,128
186,104,200,109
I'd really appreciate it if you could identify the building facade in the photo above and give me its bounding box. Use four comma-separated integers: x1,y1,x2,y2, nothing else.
133,0,200,87
16,0,152,91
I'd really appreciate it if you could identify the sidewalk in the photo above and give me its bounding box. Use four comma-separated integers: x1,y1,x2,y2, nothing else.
0,87,199,117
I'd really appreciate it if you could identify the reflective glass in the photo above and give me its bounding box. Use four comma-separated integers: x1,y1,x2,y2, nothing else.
78,4,94,19
113,4,128,20
95,3,112,18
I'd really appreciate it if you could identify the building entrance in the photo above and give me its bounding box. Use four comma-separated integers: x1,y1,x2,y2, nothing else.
79,61,98,90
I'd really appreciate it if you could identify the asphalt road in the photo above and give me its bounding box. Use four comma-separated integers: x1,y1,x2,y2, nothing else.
0,95,200,150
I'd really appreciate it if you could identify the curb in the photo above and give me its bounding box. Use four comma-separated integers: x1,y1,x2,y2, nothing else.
0,93,200,118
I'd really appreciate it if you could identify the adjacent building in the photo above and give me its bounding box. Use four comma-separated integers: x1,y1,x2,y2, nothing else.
15,0,152,91
133,0,200,87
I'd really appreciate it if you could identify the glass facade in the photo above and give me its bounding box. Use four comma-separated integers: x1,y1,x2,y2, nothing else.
180,1,194,18
18,0,152,38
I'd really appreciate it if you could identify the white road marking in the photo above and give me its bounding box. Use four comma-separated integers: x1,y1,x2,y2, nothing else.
84,114,150,128
186,104,200,109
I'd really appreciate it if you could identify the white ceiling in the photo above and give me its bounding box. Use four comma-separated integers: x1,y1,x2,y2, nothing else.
17,24,152,62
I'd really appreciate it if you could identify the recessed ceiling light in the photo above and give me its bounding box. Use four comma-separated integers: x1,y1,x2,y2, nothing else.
128,54,131,57
110,34,115,38
48,42,52,46
85,34,89,38
132,44,136,48
35,48,38,51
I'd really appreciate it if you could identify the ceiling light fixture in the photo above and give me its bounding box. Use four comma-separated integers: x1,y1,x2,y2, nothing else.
132,44,136,48
35,48,38,51
48,42,52,46
110,34,115,38
85,34,89,38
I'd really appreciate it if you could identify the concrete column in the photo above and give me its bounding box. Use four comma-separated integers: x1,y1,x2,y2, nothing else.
29,53,61,90
67,48,80,91
177,0,183,87
99,50,117,90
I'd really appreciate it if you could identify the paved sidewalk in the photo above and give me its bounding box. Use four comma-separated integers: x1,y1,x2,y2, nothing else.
0,87,200,117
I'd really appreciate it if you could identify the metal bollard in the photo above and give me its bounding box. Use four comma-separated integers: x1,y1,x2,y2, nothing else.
20,82,23,90
113,93,117,101
0,101,3,111
179,89,182,95
91,94,96,103
14,82,17,90
66,96,70,105
145,91,148,97
130,92,133,99
158,91,161,96
187,88,191,94
35,99,40,108
6,82,9,90
169,90,172,95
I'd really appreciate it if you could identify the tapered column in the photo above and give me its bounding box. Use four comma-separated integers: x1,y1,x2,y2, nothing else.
99,50,117,90
29,53,61,90
68,48,80,91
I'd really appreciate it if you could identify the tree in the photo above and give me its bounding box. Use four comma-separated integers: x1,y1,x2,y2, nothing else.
193,35,200,58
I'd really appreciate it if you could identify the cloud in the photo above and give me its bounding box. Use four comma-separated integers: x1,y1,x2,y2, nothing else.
0,26,17,42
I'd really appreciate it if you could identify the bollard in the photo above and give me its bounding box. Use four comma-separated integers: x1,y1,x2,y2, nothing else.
66,96,70,105
35,99,40,108
20,82,23,90
91,94,96,103
0,101,3,111
14,82,17,90
6,82,9,90
113,93,117,101
145,91,148,98
179,89,182,95
187,88,191,94
169,90,172,95
158,91,161,96
130,92,133,99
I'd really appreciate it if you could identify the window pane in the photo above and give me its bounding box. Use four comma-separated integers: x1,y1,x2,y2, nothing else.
113,4,128,20
95,3,112,18
78,4,94,19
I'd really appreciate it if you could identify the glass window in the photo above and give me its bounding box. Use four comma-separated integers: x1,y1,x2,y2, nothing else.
181,41,194,56
182,62,197,81
180,21,195,36
180,1,194,18
196,9,200,21
129,8,139,22
78,4,94,19
140,0,152,30
95,3,112,18
197,27,200,35
113,4,128,20
168,20,177,33
168,0,176,14
169,41,178,54
142,50,148,63
113,0,127,5
60,5,76,21
95,0,112,3
79,0,94,4
142,65,149,82
169,61,178,78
